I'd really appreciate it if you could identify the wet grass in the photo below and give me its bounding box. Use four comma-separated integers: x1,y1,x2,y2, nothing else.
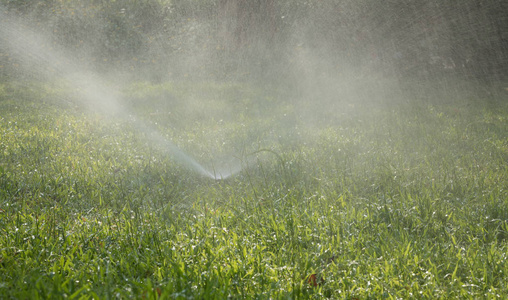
0,81,507,298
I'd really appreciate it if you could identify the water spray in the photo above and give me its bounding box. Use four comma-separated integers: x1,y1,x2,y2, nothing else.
0,9,239,180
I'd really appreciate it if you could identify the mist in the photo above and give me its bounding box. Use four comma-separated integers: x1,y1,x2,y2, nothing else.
1,2,508,297
1,0,507,178
0,6,243,179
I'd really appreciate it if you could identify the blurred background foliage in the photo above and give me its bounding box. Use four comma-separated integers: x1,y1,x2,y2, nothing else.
0,0,507,86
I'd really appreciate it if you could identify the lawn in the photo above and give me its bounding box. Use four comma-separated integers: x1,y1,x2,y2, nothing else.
0,80,507,298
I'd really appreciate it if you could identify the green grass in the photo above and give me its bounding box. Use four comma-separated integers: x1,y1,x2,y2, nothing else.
0,80,507,299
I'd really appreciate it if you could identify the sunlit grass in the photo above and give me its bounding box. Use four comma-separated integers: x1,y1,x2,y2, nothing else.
0,81,507,298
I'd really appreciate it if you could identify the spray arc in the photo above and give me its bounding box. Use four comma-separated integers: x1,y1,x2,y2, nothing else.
0,9,238,180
